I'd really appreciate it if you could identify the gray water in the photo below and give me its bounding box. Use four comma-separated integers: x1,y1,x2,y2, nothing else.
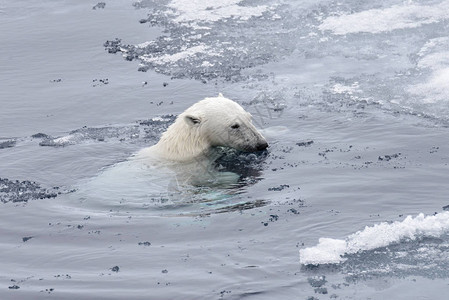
1,0,449,299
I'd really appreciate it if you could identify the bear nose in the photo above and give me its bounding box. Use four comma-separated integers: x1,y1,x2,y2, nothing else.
256,141,269,151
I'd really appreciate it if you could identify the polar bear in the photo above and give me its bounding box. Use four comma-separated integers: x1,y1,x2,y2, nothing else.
136,93,268,162
72,94,268,212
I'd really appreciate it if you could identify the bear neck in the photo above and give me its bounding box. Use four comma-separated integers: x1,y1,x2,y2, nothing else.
153,117,210,162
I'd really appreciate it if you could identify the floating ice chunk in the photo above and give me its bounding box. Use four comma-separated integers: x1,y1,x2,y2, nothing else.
105,0,286,81
300,238,347,265
319,1,449,35
300,212,449,265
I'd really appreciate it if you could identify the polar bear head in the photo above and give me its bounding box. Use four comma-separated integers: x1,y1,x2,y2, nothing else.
152,94,268,161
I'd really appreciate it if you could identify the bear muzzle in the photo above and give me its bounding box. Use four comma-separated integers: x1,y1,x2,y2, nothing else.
256,141,269,151
238,140,268,152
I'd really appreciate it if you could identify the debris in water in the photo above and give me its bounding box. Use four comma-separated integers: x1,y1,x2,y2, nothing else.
92,2,106,10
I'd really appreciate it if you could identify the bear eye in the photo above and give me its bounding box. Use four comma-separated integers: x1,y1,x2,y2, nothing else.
231,124,240,129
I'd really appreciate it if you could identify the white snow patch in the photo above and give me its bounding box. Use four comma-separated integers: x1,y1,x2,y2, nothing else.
136,41,154,49
141,44,221,65
331,82,361,95
151,117,171,122
417,37,449,58
408,37,449,103
417,52,449,70
201,61,214,67
167,0,270,24
300,212,449,265
408,68,449,103
319,1,449,35
53,135,75,145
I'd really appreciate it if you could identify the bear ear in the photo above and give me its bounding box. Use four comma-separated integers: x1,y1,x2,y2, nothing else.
184,114,201,126
218,93,224,97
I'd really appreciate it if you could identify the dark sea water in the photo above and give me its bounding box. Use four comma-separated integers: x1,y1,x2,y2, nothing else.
1,0,449,299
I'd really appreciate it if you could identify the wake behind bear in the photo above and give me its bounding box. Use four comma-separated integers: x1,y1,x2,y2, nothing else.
74,94,268,210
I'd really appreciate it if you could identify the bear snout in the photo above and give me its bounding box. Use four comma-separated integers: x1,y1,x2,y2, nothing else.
256,141,269,151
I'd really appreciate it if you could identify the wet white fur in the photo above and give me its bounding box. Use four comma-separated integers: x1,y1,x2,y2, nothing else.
136,94,267,162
